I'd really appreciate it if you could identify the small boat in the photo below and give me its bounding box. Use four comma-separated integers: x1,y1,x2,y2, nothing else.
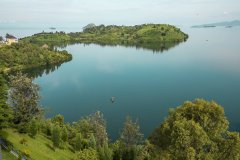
110,97,115,103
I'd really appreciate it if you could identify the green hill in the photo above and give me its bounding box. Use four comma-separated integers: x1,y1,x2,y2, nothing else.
21,24,188,51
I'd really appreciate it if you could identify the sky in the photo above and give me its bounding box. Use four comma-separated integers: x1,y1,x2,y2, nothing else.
0,0,240,26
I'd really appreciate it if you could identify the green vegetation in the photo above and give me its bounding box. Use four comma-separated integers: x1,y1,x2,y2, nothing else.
0,24,239,159
0,32,73,159
0,42,72,73
0,128,76,160
0,75,13,129
21,24,188,52
1,149,17,160
9,73,42,133
149,99,240,159
0,73,239,159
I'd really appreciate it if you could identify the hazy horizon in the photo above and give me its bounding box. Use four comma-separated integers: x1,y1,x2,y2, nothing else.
1,0,240,27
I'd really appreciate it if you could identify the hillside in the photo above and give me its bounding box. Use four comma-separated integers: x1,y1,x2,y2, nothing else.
0,129,76,160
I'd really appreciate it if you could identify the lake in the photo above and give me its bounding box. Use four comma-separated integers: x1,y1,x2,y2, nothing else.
1,25,240,140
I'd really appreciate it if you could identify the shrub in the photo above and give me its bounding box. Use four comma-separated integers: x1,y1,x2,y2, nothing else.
28,118,38,138
19,138,28,145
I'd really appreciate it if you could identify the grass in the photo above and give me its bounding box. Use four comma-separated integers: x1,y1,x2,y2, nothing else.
0,128,77,160
1,150,17,160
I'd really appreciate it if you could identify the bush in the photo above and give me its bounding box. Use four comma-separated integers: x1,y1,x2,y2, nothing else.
98,142,112,160
75,148,99,160
52,125,61,148
28,118,38,138
22,149,31,157
61,126,68,142
19,138,28,145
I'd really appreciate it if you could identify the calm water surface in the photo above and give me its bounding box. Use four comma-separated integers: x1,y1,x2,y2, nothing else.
1,26,240,139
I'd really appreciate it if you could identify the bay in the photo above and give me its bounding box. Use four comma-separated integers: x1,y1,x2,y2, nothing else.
1,25,240,140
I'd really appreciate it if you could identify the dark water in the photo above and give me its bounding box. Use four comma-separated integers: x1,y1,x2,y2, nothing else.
1,26,240,140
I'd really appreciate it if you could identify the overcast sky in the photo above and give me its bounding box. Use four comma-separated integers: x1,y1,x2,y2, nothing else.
0,0,239,26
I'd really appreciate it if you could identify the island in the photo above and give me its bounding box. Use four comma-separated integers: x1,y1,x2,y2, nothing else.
192,20,240,28
21,24,188,52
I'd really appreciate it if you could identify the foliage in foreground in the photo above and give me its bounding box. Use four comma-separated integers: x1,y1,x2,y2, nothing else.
0,73,240,160
149,99,240,160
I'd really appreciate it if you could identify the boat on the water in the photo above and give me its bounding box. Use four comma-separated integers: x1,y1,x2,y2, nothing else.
110,97,115,103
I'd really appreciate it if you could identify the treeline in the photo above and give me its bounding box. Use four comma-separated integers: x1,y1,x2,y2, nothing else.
0,73,239,160
0,42,72,73
20,24,188,52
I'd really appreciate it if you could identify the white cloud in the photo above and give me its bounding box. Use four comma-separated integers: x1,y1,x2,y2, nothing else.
0,0,239,25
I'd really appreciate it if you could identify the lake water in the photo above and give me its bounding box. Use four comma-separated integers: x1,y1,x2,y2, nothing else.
1,25,240,140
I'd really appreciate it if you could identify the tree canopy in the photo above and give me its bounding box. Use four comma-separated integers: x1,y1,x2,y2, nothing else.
9,72,42,132
149,99,240,160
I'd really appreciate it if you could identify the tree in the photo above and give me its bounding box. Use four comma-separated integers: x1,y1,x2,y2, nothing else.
89,111,108,146
135,140,154,160
217,132,240,159
74,118,92,138
74,133,84,151
120,116,143,147
149,99,239,160
118,116,144,160
52,125,61,148
74,148,99,160
29,118,38,138
0,74,13,129
52,114,64,126
98,141,112,160
61,126,68,142
9,72,42,132
89,133,97,149
112,141,122,160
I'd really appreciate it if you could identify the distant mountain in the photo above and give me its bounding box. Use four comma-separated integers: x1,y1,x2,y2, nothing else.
192,20,240,28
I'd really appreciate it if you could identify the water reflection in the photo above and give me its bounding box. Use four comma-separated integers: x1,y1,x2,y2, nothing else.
22,64,62,78
30,40,185,53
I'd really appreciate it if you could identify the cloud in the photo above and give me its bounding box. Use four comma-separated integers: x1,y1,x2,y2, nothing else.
0,0,239,25
223,11,229,15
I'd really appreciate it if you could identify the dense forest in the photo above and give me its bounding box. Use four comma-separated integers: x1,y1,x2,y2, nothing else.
21,24,188,52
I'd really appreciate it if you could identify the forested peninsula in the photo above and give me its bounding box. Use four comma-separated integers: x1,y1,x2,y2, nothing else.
21,24,188,51
0,42,72,74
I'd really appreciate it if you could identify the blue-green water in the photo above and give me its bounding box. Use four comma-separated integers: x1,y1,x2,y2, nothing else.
1,26,240,140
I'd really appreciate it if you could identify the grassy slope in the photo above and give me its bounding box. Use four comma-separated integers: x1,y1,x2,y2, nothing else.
0,129,76,160
1,150,17,160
